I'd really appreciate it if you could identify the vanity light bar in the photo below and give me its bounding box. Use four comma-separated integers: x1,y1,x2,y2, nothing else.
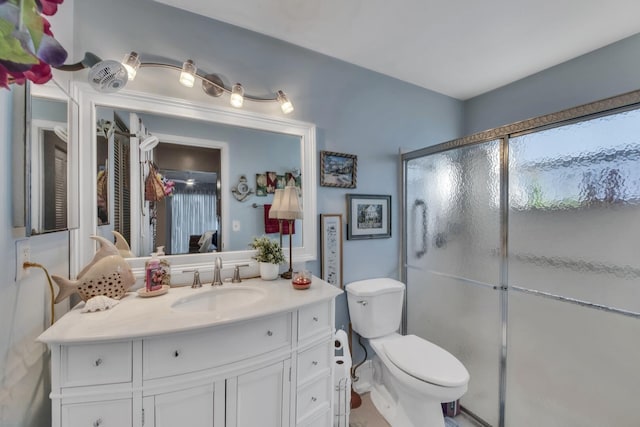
125,53,294,113
54,51,295,114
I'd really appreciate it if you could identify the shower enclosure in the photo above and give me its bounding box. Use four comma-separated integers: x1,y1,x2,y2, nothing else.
402,92,640,427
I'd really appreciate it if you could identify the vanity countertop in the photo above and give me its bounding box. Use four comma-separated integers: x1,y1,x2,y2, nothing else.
38,276,342,345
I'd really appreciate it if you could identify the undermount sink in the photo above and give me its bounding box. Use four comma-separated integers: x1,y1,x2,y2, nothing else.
171,286,268,313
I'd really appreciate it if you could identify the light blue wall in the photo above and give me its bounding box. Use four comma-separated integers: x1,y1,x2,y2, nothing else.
72,0,465,337
464,33,640,135
0,90,70,427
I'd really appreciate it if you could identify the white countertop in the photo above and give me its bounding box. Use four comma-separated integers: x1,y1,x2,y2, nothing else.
38,276,342,345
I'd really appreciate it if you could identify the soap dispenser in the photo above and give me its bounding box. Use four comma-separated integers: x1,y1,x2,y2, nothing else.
145,252,162,291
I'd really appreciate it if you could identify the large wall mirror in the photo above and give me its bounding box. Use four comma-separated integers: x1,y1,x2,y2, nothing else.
72,83,317,278
11,82,78,236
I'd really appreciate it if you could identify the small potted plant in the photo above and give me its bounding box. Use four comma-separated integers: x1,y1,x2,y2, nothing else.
249,236,285,280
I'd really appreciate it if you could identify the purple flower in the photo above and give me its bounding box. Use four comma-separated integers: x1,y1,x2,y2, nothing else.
1,0,66,87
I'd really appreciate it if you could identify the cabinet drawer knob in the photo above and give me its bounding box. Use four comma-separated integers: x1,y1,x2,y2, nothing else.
94,358,103,367
266,330,273,336
312,360,318,366
311,396,317,402
312,316,319,322
174,350,180,358
93,418,103,427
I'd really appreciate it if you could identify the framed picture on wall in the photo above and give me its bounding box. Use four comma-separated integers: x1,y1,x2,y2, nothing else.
320,151,357,188
346,194,391,240
320,214,343,288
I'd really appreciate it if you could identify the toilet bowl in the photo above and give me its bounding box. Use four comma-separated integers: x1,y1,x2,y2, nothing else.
346,278,469,427
369,333,469,427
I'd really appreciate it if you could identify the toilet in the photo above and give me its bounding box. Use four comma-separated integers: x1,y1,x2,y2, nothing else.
346,278,469,427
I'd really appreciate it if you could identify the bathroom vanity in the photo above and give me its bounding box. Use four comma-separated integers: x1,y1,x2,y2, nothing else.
38,277,342,427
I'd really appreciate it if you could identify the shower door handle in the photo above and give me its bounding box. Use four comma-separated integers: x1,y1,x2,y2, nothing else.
413,199,427,258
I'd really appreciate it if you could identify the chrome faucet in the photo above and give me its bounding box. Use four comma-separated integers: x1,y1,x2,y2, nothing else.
232,264,250,283
191,270,202,288
184,269,202,288
211,257,223,286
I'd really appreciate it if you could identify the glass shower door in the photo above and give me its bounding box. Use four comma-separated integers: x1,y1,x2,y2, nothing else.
506,109,640,427
404,140,502,426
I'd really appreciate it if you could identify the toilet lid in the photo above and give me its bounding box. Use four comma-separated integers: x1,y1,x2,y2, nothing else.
383,335,469,387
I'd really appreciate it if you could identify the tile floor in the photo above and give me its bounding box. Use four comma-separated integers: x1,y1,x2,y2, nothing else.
348,393,482,427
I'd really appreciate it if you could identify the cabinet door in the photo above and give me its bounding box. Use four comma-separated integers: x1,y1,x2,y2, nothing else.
228,360,291,427
146,383,216,427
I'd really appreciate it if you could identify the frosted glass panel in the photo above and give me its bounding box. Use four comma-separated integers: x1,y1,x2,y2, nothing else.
406,141,501,285
407,270,501,426
506,291,640,427
509,109,640,312
405,141,501,425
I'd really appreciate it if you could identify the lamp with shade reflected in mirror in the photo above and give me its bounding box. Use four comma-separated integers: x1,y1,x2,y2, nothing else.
274,186,302,279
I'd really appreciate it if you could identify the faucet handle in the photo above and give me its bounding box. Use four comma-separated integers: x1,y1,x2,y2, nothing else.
232,264,250,283
184,269,202,288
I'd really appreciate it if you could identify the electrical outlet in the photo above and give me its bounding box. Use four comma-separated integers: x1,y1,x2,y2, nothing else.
16,239,30,281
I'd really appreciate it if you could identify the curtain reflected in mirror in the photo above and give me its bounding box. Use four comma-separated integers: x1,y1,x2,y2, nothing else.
159,170,219,254
154,142,220,255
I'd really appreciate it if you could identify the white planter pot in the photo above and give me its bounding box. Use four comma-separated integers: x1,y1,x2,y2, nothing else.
259,262,280,280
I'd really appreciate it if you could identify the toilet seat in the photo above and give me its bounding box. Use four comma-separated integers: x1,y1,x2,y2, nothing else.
382,335,469,387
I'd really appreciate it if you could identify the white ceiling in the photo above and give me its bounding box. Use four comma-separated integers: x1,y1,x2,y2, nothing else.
153,0,640,100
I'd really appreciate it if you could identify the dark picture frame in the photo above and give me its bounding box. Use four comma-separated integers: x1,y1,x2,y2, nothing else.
320,151,357,188
346,194,391,240
320,214,343,288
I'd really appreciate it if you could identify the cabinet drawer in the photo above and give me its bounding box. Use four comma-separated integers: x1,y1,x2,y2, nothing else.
296,375,331,422
61,342,132,387
61,398,132,427
298,302,331,342
144,313,291,379
297,341,331,385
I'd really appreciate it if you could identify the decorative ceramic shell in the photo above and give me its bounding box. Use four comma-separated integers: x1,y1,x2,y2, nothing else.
81,295,120,313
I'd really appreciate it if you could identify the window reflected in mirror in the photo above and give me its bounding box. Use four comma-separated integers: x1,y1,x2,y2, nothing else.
154,143,221,255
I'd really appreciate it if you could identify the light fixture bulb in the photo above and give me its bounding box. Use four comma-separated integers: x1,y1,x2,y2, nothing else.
277,90,294,114
230,83,244,108
121,51,141,81
179,59,197,88
186,179,195,186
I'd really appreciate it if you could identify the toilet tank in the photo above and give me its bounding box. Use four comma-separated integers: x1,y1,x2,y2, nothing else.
346,278,405,338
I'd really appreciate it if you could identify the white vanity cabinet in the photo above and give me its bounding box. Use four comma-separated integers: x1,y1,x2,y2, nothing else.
228,360,290,427
295,301,335,425
144,383,219,427
40,279,341,427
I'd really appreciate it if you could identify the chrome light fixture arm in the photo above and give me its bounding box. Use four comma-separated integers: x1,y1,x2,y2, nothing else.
54,52,294,113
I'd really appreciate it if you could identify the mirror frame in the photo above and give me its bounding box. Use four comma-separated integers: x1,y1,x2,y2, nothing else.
71,82,317,279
